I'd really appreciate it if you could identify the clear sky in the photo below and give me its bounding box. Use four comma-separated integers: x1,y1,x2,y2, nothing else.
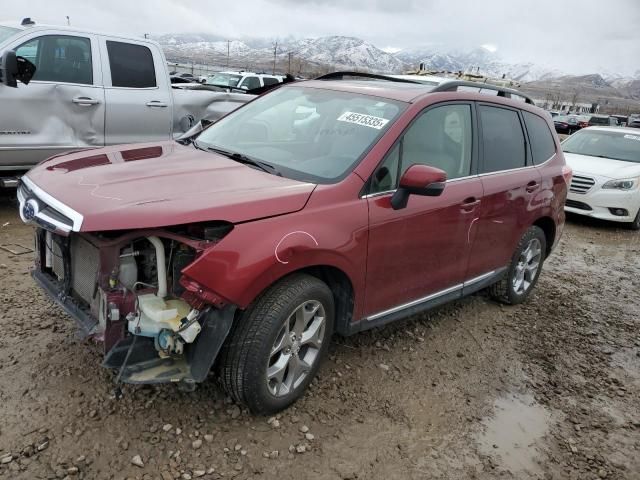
4,0,640,75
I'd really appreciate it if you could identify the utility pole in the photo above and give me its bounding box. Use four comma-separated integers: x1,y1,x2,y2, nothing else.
272,41,278,75
288,52,292,75
66,16,70,26
226,40,230,69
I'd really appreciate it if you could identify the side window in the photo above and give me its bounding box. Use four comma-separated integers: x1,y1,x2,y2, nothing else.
402,104,472,179
370,104,472,194
240,76,261,90
522,111,556,164
263,77,279,86
106,41,156,88
15,35,92,85
370,142,400,193
479,105,526,173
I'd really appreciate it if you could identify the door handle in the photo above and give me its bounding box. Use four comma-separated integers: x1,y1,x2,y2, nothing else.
525,181,540,193
461,197,481,212
72,96,100,106
146,101,168,108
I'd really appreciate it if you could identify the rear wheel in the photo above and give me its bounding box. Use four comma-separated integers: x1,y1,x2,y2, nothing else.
489,226,546,305
218,274,334,415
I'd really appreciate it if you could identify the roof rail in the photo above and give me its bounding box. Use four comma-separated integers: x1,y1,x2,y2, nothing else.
315,71,423,84
430,80,535,104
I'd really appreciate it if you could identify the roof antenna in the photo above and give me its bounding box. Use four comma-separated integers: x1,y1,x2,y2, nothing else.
21,17,35,26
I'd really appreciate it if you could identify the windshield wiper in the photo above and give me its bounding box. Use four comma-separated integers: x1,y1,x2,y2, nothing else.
206,146,281,176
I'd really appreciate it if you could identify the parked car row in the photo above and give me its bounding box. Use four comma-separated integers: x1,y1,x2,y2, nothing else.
553,114,620,135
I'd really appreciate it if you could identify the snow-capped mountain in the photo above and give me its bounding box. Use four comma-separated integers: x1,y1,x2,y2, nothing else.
281,36,405,72
155,33,637,87
158,34,405,73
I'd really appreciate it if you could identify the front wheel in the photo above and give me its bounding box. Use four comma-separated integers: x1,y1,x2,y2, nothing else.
627,208,640,231
218,273,334,415
489,226,546,305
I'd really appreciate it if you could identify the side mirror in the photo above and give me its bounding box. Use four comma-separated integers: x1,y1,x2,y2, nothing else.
390,164,447,210
0,50,36,87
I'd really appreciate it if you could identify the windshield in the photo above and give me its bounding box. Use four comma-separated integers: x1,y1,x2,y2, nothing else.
195,86,405,182
0,26,19,44
206,73,242,87
562,129,640,163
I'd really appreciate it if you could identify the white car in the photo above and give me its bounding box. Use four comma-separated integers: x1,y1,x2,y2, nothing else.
204,71,283,91
563,126,640,229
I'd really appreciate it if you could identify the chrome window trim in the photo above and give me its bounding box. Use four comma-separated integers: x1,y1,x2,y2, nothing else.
361,174,481,198
364,269,497,322
361,153,554,197
21,176,84,231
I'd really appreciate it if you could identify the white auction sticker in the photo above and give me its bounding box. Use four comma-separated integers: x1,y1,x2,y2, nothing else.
337,111,390,130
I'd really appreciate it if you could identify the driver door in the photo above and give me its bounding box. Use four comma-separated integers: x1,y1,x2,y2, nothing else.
0,31,104,169
363,103,483,322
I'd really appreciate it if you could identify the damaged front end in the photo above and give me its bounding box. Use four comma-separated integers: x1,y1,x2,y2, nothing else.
24,181,236,386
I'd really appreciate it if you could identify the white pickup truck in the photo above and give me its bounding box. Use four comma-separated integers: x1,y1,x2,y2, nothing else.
0,20,252,186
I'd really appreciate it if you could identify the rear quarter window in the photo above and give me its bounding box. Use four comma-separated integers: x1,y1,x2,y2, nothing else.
523,111,556,164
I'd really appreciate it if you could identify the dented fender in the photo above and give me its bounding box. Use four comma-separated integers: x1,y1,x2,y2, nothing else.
181,174,370,320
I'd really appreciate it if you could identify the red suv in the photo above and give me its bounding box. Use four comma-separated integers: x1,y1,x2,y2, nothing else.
18,74,569,414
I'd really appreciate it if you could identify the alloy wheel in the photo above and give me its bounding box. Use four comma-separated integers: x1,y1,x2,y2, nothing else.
267,300,326,397
512,238,542,295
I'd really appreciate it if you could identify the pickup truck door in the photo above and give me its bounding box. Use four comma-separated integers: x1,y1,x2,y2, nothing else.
0,30,105,170
99,36,173,144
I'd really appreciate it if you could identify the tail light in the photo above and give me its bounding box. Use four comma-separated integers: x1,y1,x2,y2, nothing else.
579,121,589,128
562,165,573,185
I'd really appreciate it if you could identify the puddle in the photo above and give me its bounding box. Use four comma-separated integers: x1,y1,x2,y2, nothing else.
476,393,551,474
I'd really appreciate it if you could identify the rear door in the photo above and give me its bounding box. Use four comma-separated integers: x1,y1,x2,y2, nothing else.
465,103,541,280
0,30,104,169
364,102,483,320
238,75,262,90
100,37,173,144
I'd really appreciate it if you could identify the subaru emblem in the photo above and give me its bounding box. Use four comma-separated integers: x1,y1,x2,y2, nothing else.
21,199,39,222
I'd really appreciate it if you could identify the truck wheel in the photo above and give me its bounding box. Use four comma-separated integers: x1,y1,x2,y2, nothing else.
489,226,546,305
218,273,334,415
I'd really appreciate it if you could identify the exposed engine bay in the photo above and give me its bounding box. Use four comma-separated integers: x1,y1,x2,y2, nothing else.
33,223,236,387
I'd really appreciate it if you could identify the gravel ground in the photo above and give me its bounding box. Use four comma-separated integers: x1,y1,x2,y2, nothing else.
0,192,638,480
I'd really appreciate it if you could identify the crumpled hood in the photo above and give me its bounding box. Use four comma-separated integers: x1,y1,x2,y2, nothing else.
564,152,640,179
25,142,316,232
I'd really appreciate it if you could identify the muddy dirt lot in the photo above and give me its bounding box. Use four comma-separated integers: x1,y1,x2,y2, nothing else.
0,193,638,480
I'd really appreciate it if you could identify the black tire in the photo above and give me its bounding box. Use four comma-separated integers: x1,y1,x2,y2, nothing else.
627,209,640,230
489,226,547,305
218,273,334,415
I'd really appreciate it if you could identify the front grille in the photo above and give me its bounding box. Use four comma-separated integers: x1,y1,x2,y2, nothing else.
18,181,75,233
566,199,592,211
570,175,596,194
